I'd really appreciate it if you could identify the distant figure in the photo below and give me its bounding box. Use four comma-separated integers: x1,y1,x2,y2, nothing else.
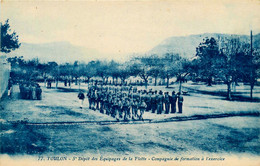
47,80,52,88
169,91,177,113
28,84,33,99
177,92,184,113
32,84,37,100
64,79,67,86
36,84,42,100
7,79,13,98
68,79,71,87
78,90,85,109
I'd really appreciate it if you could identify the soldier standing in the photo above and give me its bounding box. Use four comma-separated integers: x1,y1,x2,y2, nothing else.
107,92,113,115
138,99,147,120
91,89,96,110
36,84,42,100
32,84,37,100
111,94,117,117
99,90,104,113
177,92,184,113
28,84,33,100
169,91,177,113
151,91,157,113
96,88,101,110
131,99,138,120
122,98,131,121
146,91,152,112
87,88,92,109
8,79,13,98
157,90,164,114
103,91,109,114
164,92,170,114
114,97,121,121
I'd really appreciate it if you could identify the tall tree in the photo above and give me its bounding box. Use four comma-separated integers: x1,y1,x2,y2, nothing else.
1,19,21,53
129,57,152,88
196,37,220,86
118,63,131,85
215,34,260,100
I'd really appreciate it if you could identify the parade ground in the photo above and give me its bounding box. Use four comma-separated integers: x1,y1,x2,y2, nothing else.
0,82,259,157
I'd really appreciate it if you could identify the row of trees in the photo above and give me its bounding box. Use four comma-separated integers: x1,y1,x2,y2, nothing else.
7,54,187,88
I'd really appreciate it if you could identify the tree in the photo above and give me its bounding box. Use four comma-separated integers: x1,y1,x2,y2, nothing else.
247,49,260,99
175,58,191,93
147,54,163,86
47,61,59,87
83,61,97,84
247,32,260,99
149,66,160,86
107,60,120,85
1,19,21,53
129,57,152,88
160,63,175,88
196,37,220,86
95,61,109,84
218,37,253,100
118,63,131,85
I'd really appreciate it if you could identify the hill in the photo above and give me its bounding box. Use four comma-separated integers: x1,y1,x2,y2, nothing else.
149,33,260,59
6,41,102,64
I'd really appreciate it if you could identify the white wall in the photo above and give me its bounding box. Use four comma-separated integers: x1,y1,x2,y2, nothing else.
0,56,10,99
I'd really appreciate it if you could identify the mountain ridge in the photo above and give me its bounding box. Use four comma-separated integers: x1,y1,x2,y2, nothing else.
6,41,102,64
149,33,260,59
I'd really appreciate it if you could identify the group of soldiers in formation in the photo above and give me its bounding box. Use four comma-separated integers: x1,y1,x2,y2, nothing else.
78,85,184,121
19,82,42,100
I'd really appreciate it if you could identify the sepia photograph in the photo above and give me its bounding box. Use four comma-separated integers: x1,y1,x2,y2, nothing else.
0,0,259,165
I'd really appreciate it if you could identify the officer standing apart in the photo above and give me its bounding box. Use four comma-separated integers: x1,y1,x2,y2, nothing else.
78,90,85,109
177,92,184,113
169,91,177,113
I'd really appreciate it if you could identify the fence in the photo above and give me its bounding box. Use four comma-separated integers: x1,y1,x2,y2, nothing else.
0,56,10,99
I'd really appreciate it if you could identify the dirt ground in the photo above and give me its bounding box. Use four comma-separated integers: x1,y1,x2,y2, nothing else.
0,84,259,157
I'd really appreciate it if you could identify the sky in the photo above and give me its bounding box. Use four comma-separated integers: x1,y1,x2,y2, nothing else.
1,0,260,59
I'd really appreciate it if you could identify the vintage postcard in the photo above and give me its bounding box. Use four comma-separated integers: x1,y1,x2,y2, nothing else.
0,0,259,165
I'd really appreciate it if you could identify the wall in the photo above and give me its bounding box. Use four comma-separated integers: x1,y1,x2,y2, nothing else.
0,56,10,99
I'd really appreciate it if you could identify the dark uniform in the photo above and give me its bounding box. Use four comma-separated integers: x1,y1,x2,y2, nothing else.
151,92,157,113
36,84,42,100
103,92,109,114
99,91,105,113
157,91,164,114
91,90,97,110
122,98,131,121
107,93,114,115
177,92,184,113
169,91,177,113
131,99,138,120
87,88,93,109
164,92,170,114
146,92,152,111
96,89,102,110
138,99,147,120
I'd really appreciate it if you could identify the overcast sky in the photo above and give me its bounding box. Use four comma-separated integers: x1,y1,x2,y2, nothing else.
1,0,259,57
